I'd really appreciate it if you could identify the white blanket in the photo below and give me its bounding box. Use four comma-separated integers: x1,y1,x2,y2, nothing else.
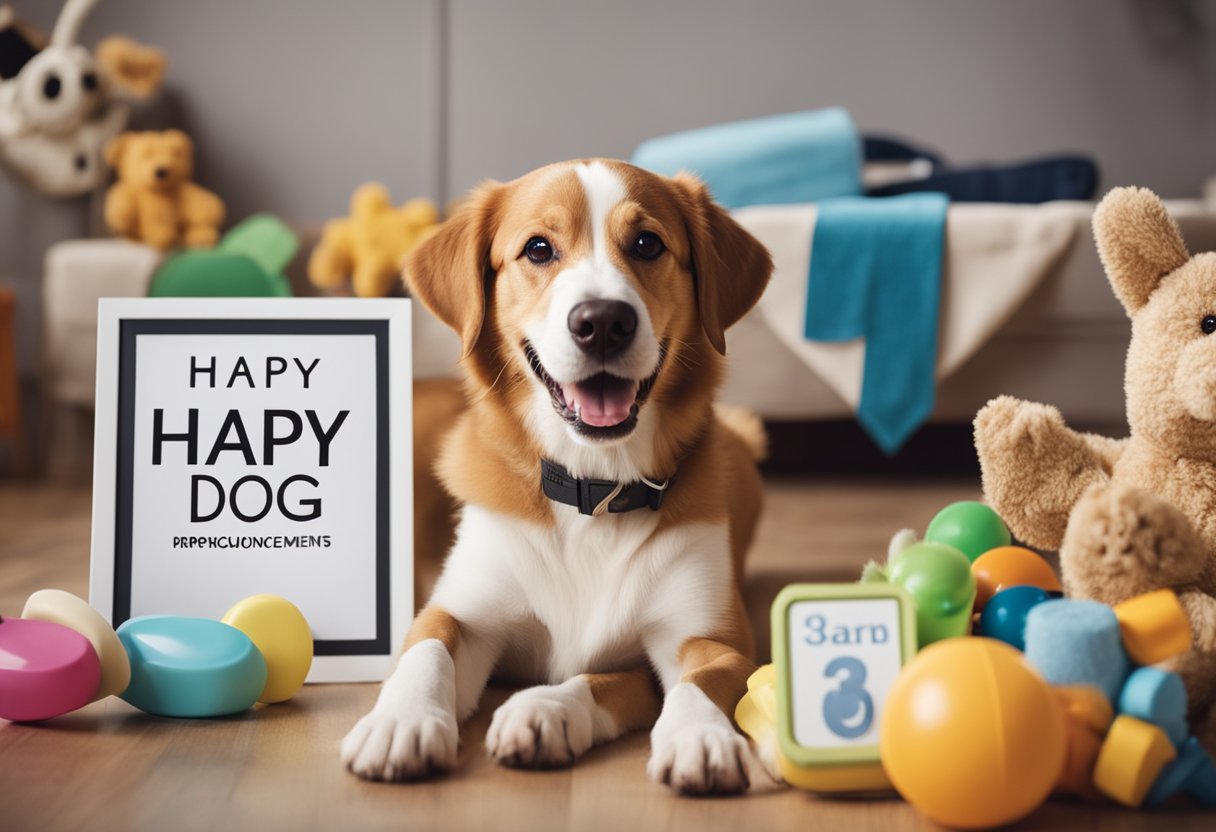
731,201,1086,409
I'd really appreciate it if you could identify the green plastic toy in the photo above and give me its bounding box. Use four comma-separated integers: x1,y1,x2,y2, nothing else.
924,501,1011,562
148,214,298,298
886,542,976,648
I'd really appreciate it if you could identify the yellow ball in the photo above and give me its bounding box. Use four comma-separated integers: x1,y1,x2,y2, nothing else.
221,595,313,703
880,638,1066,829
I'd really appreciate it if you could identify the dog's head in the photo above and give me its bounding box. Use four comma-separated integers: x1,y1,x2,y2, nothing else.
407,159,771,455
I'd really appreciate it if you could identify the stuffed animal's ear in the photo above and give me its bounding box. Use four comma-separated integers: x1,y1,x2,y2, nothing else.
1093,186,1190,315
95,36,167,100
0,7,42,81
672,172,773,354
404,181,504,357
103,132,130,167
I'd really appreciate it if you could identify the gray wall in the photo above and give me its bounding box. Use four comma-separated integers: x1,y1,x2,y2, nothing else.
2,0,1214,381
447,0,1215,194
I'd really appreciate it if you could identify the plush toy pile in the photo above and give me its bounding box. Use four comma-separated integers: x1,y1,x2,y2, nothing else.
975,186,1216,751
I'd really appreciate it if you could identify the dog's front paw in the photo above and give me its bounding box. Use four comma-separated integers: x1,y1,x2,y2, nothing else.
486,680,595,768
648,719,752,795
341,706,458,782
648,682,761,796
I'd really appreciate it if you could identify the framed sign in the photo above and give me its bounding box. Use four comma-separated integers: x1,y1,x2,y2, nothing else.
90,298,412,682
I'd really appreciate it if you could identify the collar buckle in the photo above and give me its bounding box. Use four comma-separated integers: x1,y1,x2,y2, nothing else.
540,458,670,516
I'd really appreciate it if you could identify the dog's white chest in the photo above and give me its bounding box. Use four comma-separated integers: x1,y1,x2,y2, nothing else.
516,508,666,680
433,504,731,686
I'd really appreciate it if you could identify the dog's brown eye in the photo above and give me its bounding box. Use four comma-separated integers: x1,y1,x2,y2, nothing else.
632,232,665,261
1202,316,1216,335
524,236,554,264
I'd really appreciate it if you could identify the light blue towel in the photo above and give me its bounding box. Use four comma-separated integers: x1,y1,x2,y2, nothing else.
631,108,862,208
631,109,947,453
805,193,949,453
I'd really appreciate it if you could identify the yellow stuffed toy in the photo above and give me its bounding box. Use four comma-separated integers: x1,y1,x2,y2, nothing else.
103,129,225,251
308,182,439,297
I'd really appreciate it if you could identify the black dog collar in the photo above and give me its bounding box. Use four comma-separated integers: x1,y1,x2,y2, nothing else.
540,458,670,516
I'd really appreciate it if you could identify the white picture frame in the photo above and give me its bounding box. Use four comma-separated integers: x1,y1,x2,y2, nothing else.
90,298,412,683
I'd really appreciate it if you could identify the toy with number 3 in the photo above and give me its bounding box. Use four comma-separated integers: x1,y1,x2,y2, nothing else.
769,583,918,792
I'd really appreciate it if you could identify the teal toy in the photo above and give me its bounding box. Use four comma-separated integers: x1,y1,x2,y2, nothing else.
1145,737,1216,807
977,585,1052,651
886,542,976,648
117,616,267,718
1119,668,1189,747
924,501,1011,562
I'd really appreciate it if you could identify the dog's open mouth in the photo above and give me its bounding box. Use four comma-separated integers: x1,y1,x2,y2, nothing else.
524,342,664,440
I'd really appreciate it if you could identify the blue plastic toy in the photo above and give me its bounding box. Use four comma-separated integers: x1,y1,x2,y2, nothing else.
977,585,1052,651
1119,668,1189,748
1145,737,1216,807
1023,599,1130,704
117,615,267,718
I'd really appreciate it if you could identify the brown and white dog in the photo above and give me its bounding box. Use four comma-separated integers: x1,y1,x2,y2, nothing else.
340,159,773,794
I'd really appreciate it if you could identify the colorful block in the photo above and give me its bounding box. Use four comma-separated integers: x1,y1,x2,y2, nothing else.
1055,718,1106,801
1054,685,1114,735
1114,590,1192,666
1024,599,1130,703
1118,667,1189,747
1187,748,1216,807
1093,715,1177,807
771,583,918,792
1144,737,1211,807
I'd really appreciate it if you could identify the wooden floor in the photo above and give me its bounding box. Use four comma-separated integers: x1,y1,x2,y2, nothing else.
1,478,1211,831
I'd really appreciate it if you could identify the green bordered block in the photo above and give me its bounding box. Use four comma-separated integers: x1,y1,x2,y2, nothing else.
771,583,918,792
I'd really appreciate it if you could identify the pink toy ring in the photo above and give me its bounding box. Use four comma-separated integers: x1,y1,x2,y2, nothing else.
0,615,102,722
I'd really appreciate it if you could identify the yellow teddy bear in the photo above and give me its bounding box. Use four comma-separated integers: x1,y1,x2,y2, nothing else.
103,129,225,251
308,182,439,297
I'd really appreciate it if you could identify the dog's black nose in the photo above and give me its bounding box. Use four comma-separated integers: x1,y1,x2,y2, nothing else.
155,167,169,180
567,300,637,358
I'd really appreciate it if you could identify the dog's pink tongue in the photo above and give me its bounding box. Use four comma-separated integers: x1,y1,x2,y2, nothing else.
563,376,638,427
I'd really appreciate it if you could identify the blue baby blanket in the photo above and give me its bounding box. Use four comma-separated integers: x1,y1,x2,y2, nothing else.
632,108,862,209
631,108,947,453
804,193,949,453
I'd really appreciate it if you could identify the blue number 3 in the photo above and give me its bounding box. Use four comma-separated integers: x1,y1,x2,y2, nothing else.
823,656,874,739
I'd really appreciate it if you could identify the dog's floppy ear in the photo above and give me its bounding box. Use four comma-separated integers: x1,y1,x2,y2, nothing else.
405,181,504,357
673,173,773,354
1093,186,1190,316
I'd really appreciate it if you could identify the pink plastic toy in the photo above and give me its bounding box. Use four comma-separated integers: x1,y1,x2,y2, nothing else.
0,615,101,721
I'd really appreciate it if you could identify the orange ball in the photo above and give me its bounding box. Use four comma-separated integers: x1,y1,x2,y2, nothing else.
881,638,1067,829
971,546,1061,611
